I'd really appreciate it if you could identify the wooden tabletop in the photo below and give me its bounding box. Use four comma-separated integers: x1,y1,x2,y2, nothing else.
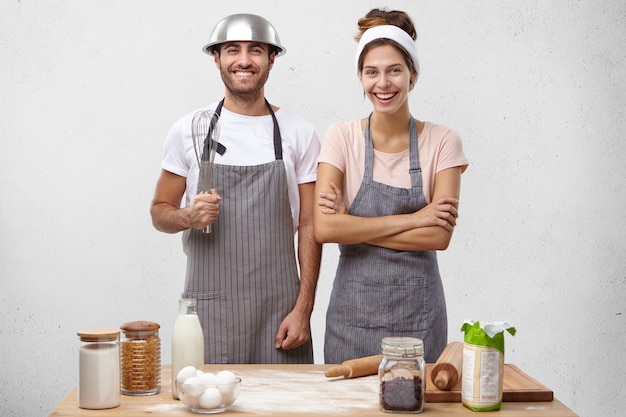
48,364,578,416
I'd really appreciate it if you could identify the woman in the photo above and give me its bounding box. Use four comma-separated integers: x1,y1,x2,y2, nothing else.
315,8,469,364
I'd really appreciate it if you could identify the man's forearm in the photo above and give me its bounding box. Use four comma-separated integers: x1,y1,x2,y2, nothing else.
295,226,322,316
151,203,191,234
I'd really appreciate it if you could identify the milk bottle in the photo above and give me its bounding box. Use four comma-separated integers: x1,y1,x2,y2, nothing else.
171,298,204,399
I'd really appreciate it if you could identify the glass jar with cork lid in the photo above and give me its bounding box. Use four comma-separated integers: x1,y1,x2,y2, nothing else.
77,328,120,409
120,321,161,396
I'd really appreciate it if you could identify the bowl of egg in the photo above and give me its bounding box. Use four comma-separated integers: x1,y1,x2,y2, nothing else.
176,366,241,414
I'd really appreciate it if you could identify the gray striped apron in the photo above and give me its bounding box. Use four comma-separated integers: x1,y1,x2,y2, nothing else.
183,99,313,364
324,116,447,364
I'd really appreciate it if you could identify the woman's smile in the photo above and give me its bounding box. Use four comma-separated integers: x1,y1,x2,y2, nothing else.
361,44,414,113
374,92,398,101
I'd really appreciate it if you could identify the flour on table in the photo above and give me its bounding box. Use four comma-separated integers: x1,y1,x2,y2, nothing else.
229,368,379,415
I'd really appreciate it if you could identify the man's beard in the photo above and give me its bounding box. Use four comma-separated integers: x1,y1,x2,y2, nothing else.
220,65,269,102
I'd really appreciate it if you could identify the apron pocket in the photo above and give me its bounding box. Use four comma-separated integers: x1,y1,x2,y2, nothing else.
182,291,223,301
341,277,430,332
182,291,228,363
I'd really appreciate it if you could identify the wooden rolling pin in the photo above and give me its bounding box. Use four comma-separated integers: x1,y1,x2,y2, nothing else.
430,341,464,390
324,354,383,379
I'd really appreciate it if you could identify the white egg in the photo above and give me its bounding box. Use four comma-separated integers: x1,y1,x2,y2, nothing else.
216,370,238,395
200,372,219,386
221,388,236,405
198,387,223,409
216,370,237,384
181,376,206,398
196,369,204,377
176,365,198,385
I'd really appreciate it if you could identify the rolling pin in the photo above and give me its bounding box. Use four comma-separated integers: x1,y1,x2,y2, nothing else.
324,354,383,379
430,341,463,390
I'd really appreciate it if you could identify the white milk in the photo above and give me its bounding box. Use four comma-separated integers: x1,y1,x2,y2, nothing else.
171,314,204,399
78,343,120,409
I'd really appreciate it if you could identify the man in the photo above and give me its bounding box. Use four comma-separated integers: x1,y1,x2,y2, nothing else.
150,14,321,364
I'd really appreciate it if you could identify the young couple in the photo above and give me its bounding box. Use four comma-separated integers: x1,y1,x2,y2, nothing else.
150,8,469,365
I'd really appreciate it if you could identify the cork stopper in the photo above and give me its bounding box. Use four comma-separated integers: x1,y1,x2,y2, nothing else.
77,328,119,342
120,321,160,337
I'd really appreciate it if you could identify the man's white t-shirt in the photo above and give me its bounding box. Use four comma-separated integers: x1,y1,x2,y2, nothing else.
161,102,320,236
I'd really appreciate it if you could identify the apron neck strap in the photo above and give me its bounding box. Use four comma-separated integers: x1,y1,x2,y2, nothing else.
365,114,421,187
213,98,283,161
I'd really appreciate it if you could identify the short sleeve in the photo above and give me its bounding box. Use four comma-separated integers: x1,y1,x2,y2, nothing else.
318,122,349,173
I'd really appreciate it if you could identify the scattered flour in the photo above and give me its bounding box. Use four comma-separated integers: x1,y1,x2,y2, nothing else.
144,402,187,413
228,368,379,415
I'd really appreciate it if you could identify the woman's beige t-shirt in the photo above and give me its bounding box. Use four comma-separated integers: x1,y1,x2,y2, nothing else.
318,120,469,207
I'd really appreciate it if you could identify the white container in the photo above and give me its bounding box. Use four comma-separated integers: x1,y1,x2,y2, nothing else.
171,298,204,399
462,343,503,410
460,321,516,412
77,329,120,409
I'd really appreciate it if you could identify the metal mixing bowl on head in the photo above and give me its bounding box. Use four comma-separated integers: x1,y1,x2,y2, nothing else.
203,13,286,56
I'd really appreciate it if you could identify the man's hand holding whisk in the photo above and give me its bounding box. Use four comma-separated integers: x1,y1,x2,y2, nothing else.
189,188,221,231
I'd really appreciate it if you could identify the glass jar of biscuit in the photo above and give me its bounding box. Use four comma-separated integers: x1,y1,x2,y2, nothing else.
120,321,161,396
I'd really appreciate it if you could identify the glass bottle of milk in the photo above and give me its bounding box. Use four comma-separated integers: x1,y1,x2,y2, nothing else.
171,298,204,399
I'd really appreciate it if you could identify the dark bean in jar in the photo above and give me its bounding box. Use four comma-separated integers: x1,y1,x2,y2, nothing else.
380,376,423,411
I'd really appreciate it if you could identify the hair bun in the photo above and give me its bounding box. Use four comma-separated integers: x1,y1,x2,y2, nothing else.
355,8,417,42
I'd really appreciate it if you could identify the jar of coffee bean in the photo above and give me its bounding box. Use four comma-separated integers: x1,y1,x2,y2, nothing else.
379,337,425,413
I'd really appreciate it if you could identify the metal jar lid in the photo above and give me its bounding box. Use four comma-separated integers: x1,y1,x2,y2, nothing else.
202,13,286,56
381,336,424,357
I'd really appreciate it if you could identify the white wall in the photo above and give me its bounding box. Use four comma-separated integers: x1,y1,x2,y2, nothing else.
1,1,624,416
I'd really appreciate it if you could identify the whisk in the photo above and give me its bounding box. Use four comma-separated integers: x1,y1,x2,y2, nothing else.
191,109,221,233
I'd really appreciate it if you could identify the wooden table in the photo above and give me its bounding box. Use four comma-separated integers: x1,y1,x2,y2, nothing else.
48,364,578,416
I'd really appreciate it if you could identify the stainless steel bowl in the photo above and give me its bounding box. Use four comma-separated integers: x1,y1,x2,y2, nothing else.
203,14,286,56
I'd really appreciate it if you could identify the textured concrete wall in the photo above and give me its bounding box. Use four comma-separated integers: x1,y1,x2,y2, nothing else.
1,1,624,416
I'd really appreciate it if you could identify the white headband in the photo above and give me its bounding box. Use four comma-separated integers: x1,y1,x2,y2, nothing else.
355,25,420,80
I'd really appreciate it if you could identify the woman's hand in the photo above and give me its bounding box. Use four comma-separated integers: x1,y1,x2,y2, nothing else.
411,196,459,232
317,181,347,214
